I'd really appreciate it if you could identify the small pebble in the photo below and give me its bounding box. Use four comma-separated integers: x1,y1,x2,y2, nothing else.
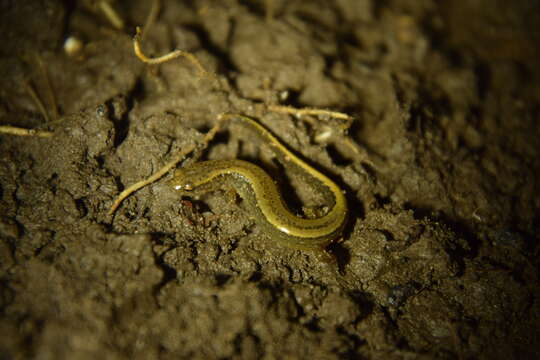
64,36,84,58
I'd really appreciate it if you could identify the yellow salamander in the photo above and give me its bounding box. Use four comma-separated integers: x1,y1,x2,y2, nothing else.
169,115,348,250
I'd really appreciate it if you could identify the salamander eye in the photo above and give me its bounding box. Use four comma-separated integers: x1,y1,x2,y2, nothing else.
173,182,193,191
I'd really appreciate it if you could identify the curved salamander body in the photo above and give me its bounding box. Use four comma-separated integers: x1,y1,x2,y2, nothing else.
169,116,348,250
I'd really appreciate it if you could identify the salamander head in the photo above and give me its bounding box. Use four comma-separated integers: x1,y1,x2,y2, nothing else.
169,164,219,191
169,169,195,191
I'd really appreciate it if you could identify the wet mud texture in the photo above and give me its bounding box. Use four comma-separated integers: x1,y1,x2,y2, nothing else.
1,0,539,359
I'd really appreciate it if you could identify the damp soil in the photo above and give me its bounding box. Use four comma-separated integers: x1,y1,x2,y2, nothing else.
1,0,540,359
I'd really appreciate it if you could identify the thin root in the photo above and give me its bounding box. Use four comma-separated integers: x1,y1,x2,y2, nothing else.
23,81,50,123
267,104,353,129
0,125,53,137
108,116,225,216
36,54,59,121
264,0,275,22
342,137,381,167
133,27,213,80
99,0,125,30
142,0,161,41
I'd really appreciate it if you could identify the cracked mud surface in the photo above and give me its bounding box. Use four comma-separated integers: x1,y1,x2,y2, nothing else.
1,0,539,359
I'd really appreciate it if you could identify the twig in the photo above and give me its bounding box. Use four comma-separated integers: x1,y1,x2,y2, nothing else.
108,116,225,216
0,125,53,137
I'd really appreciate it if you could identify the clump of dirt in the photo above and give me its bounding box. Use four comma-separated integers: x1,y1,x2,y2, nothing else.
1,0,539,359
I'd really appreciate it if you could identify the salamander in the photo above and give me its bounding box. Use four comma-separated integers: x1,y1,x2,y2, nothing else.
169,115,348,250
